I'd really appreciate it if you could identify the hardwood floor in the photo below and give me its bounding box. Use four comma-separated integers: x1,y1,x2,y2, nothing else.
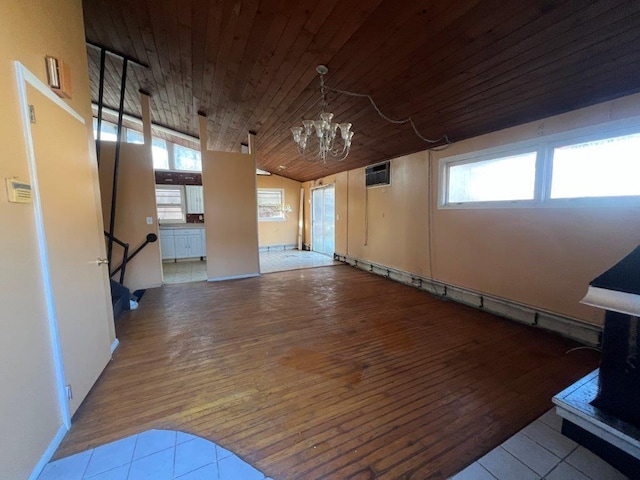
55,265,600,479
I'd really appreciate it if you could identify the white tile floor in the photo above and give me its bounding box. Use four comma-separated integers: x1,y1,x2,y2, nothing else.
162,260,207,284
259,249,339,274
162,250,339,284
38,430,272,480
450,409,629,480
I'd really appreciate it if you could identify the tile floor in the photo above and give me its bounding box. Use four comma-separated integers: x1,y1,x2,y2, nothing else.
39,409,628,480
450,409,629,480
162,250,339,284
162,260,207,284
38,430,272,480
259,249,339,274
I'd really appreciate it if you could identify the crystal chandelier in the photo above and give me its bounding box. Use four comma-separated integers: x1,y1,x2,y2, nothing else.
291,65,354,163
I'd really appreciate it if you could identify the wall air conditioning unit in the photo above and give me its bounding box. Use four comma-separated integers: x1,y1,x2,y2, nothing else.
365,161,390,187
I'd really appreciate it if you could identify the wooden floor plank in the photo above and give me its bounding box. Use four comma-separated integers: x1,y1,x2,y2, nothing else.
55,265,599,479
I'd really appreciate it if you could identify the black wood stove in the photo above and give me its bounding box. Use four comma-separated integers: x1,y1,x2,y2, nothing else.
554,245,640,477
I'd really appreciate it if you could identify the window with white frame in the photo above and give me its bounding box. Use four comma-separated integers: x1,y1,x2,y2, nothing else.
550,133,640,199
92,118,118,142
447,151,537,203
152,138,170,170
440,122,640,208
126,128,144,144
155,185,186,223
92,118,200,172
257,188,285,221
174,144,202,171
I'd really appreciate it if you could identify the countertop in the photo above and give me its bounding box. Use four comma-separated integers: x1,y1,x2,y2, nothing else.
159,223,206,229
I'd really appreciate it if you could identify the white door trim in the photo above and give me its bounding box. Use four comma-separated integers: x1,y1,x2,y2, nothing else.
14,61,86,429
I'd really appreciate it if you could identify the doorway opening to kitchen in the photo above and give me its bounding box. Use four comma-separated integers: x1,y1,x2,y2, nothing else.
156,171,207,284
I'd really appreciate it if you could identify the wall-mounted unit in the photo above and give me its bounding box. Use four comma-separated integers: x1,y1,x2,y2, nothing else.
365,161,390,187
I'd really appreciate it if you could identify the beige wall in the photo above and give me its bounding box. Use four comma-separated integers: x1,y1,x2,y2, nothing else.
200,119,260,279
0,1,107,478
99,142,163,291
308,93,640,326
256,174,301,247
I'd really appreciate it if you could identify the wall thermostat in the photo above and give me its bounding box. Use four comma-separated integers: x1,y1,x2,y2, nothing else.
6,178,32,204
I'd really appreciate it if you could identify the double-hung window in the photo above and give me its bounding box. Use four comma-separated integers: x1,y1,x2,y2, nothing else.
155,185,186,223
257,188,285,221
440,121,640,208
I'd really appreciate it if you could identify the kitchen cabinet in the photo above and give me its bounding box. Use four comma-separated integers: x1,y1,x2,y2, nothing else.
174,229,203,258
160,227,206,260
186,185,204,214
159,231,176,259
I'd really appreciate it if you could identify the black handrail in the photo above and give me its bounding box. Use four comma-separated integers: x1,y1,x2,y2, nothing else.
104,231,128,248
109,233,158,280
106,58,129,267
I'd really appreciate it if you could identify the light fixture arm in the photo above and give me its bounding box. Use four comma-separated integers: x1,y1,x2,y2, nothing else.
290,65,353,164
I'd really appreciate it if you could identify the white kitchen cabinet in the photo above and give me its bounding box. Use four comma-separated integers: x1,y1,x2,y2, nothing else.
174,232,191,258
160,227,206,260
186,185,204,214
174,228,204,259
159,230,176,260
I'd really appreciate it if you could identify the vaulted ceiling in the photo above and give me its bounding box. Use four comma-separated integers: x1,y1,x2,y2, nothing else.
82,0,640,182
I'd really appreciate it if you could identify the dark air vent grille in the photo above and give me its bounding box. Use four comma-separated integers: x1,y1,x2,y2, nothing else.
365,162,390,187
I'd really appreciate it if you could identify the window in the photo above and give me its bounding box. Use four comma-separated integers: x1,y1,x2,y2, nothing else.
126,129,144,144
152,138,170,170
92,118,199,172
440,121,640,208
257,189,285,221
446,152,537,203
550,133,640,199
174,144,202,171
92,118,118,142
155,185,186,223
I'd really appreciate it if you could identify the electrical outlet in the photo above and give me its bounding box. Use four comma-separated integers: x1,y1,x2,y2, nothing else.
146,217,153,225
65,385,73,399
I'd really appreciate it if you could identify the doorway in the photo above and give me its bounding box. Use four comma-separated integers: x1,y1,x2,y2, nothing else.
311,184,336,256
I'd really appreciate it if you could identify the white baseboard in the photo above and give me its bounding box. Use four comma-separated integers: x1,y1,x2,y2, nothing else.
110,338,120,354
28,424,67,480
207,273,260,282
335,253,602,347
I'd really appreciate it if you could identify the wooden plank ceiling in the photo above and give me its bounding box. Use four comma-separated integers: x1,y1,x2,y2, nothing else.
82,0,640,182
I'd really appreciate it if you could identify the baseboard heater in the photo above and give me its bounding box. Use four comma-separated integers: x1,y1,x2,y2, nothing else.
334,253,602,347
259,244,297,252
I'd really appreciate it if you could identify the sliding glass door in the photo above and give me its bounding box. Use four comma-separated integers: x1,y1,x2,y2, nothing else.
311,185,335,256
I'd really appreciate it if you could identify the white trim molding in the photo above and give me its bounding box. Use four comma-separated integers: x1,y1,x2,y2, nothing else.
334,253,602,347
110,338,120,355
207,273,260,282
28,424,67,480
15,61,74,428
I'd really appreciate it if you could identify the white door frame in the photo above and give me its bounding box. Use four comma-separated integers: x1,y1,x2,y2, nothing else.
15,62,87,428
311,183,336,256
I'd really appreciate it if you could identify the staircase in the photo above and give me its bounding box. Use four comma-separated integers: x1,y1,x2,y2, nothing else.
110,279,130,321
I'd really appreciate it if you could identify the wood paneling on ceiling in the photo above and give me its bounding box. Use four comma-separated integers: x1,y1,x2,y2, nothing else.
83,0,640,181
